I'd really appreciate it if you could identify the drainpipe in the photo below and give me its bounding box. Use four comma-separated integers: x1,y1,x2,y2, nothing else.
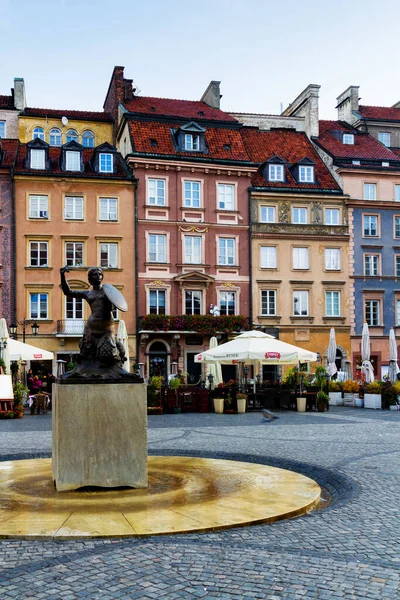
133,177,140,369
10,166,16,324
248,188,253,330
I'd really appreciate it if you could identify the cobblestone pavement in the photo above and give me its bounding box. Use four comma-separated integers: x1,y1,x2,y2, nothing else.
1,407,400,599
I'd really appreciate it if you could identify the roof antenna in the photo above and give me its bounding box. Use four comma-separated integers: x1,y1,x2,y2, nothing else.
280,102,284,113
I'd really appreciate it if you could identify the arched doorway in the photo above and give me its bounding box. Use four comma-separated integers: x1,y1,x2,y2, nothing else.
148,341,168,380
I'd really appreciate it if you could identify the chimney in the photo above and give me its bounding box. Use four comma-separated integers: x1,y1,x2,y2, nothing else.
13,78,26,110
200,81,221,109
123,78,134,101
336,86,359,124
281,84,320,138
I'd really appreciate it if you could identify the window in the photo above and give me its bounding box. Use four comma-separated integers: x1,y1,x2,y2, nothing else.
364,183,377,200
292,207,307,224
30,149,45,169
397,300,400,325
184,181,201,208
32,127,45,140
325,208,340,225
364,215,378,237
66,297,83,320
293,247,309,269
29,195,48,218
64,196,84,220
148,178,166,206
260,206,276,223
261,290,276,316
299,166,314,182
365,299,380,326
184,134,200,150
99,153,113,173
268,164,284,181
149,289,166,315
30,293,48,319
396,256,400,277
396,185,400,201
82,130,95,147
220,291,236,315
148,234,166,262
326,291,340,317
66,129,78,143
343,133,354,144
66,151,80,171
364,255,379,276
184,236,202,264
293,290,309,316
395,217,400,238
65,242,84,266
185,290,202,315
99,197,118,221
0,121,5,138
378,132,391,147
29,241,48,267
49,128,61,146
100,243,118,268
260,246,277,268
325,248,340,270
353,160,360,165
218,238,235,265
217,184,235,210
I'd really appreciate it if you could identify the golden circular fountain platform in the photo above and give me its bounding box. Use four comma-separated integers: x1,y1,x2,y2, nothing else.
0,457,320,539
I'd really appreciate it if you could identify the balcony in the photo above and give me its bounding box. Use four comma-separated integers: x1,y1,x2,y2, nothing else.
56,320,85,336
138,314,250,335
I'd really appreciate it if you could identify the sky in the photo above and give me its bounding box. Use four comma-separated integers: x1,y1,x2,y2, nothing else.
1,0,400,120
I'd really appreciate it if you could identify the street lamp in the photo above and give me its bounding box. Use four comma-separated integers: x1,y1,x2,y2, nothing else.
207,372,214,390
9,320,39,343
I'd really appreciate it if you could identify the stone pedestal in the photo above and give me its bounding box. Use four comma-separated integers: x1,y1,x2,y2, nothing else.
52,383,148,491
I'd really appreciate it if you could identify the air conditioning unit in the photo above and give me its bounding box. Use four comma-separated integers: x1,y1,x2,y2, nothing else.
39,211,48,218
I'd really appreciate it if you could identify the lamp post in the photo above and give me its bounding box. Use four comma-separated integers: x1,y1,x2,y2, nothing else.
207,372,214,390
9,320,39,343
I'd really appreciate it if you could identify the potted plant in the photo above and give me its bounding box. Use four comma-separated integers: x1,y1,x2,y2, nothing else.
224,392,235,413
147,375,164,415
364,380,382,410
391,381,400,410
316,391,329,412
343,380,360,406
169,376,181,413
328,380,343,406
13,381,28,419
236,392,247,414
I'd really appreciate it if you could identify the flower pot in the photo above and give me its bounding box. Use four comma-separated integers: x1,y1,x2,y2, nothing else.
343,393,355,407
297,397,306,412
355,396,364,408
213,398,224,414
317,402,326,412
364,394,382,410
329,392,343,406
237,398,246,413
390,404,400,410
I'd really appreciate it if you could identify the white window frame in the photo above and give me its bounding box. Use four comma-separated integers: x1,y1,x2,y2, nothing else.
184,181,201,208
395,185,400,202
378,132,391,147
100,243,118,268
65,241,84,267
325,248,340,271
0,121,6,138
82,130,95,147
325,208,340,225
185,290,202,315
66,129,78,143
260,246,277,269
29,195,48,219
29,241,48,267
30,149,45,170
293,247,309,270
99,153,113,173
260,206,276,223
396,255,400,277
32,127,45,141
99,197,118,221
149,289,166,315
293,290,309,316
364,254,379,276
261,290,276,316
363,215,378,237
342,133,354,145
184,236,202,264
395,216,400,239
268,164,284,181
292,207,308,224
397,300,400,325
184,134,200,151
49,128,62,146
325,291,340,317
364,183,377,200
65,296,84,321
365,299,380,326
66,151,80,171
219,291,236,315
148,234,167,263
64,196,84,220
29,292,48,320
148,178,166,206
218,237,235,265
299,166,314,183
217,183,235,211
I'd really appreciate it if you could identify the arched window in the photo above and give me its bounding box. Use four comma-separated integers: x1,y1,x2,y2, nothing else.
32,127,45,141
148,341,168,380
49,128,62,146
82,130,95,147
66,129,78,143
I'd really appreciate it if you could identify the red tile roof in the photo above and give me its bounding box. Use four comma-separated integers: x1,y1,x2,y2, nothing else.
0,139,18,168
22,107,112,122
358,105,400,122
128,121,251,162
241,127,341,190
123,96,237,122
316,120,400,161
0,95,15,109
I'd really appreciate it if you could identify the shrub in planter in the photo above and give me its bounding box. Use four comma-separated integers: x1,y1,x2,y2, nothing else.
329,380,342,392
343,380,360,394
317,391,329,412
365,381,381,394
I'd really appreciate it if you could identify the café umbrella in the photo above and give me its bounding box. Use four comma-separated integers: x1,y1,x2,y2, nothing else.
388,328,399,383
8,339,54,362
0,318,10,375
116,320,130,372
205,336,223,389
361,322,374,383
327,328,338,378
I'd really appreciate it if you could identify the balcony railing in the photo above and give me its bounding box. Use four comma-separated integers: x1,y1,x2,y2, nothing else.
138,314,251,335
57,320,85,335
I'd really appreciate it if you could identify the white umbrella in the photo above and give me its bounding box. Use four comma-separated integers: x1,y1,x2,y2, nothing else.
361,322,374,383
327,328,338,378
205,336,223,389
116,320,130,372
388,328,399,383
8,338,54,361
0,318,10,376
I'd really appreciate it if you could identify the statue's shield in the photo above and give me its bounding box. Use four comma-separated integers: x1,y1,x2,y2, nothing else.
102,283,128,312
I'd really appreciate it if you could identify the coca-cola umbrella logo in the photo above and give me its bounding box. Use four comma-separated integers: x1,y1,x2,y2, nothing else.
197,354,203,361
265,352,281,359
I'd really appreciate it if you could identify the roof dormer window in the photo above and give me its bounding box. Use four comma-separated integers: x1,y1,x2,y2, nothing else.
343,133,354,145
268,164,284,181
184,134,200,151
99,153,113,173
299,165,314,182
27,138,49,170
66,151,81,171
173,122,206,153
92,142,117,174
31,149,45,170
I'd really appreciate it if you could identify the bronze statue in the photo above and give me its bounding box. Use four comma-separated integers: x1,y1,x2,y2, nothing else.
60,266,141,381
